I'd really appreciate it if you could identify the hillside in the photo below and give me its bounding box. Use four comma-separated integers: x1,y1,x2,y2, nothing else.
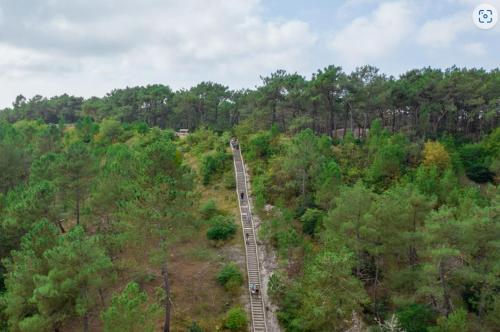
0,65,499,332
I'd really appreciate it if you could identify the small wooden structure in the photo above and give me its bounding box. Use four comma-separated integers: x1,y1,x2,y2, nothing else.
175,128,189,138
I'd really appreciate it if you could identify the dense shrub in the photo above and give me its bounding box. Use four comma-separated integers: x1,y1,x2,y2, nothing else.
396,304,437,332
206,215,236,241
428,308,467,332
201,150,228,185
199,199,218,220
224,307,247,331
216,263,243,290
187,322,204,332
423,141,451,170
459,144,494,183
101,282,159,332
223,171,236,189
248,131,274,159
367,135,407,189
300,208,324,237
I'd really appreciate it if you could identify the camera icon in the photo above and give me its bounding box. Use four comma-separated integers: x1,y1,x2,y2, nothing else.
479,9,493,23
473,4,498,29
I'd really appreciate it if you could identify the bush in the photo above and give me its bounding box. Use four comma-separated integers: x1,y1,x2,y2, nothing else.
217,263,243,290
396,304,437,332
206,215,236,241
101,282,159,332
99,118,124,143
200,199,218,220
224,307,247,331
223,171,236,189
459,144,494,183
429,308,468,332
300,208,324,237
187,322,204,332
268,271,286,301
201,150,228,185
248,131,274,159
423,141,451,170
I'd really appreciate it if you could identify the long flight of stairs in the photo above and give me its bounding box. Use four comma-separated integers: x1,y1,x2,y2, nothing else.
231,142,268,332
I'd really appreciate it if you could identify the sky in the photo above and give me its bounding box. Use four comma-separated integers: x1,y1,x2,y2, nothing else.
0,0,499,108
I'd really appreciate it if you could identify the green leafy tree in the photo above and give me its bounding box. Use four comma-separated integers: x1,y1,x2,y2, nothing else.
310,65,345,136
206,215,237,241
325,181,374,277
313,160,341,210
300,208,325,237
396,304,437,332
31,226,114,331
281,129,325,208
0,142,29,194
58,142,96,225
199,200,219,220
123,139,195,332
2,220,59,332
98,118,125,144
429,308,468,332
216,263,243,291
101,282,159,332
294,249,367,331
367,134,407,189
224,307,247,331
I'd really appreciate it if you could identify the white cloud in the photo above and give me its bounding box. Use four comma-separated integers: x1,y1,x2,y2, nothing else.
328,1,415,65
462,42,487,56
0,0,498,108
0,0,317,107
416,13,470,47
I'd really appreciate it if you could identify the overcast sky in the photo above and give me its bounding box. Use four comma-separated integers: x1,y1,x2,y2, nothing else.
0,0,499,108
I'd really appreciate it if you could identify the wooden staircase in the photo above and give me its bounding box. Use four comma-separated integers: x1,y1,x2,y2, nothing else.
231,142,268,332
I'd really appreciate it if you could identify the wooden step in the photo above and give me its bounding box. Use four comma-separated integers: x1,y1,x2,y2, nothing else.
231,143,268,332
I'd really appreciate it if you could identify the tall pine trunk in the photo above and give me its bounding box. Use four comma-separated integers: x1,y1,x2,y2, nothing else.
76,189,81,225
162,260,172,332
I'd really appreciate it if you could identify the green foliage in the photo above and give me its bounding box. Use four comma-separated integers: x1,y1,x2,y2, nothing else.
101,282,159,332
2,222,114,331
76,116,99,143
428,309,468,332
206,215,237,241
459,143,494,183
268,271,286,302
1,65,499,332
313,160,341,209
98,118,125,144
224,307,247,331
300,208,324,237
367,134,407,189
187,322,204,332
292,249,368,331
201,150,229,185
2,220,59,331
247,131,275,160
223,171,236,189
200,199,219,220
59,141,97,224
0,140,29,194
199,200,218,220
396,304,437,332
280,129,327,208
216,263,243,291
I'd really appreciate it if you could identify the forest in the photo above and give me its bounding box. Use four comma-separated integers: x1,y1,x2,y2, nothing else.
0,65,499,332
